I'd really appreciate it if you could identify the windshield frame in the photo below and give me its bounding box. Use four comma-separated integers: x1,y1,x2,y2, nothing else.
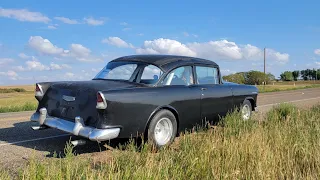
93,61,165,86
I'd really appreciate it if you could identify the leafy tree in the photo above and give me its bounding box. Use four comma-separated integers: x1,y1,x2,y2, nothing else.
245,71,270,85
292,70,300,81
280,71,293,81
223,72,245,84
223,71,274,85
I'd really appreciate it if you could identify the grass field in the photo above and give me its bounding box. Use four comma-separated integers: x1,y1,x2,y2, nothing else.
0,82,320,113
0,85,37,113
1,103,319,179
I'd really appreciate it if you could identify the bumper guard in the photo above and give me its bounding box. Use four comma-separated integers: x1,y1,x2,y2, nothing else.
30,108,120,142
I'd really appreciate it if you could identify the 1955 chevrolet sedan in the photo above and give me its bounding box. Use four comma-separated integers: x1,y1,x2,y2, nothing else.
30,55,258,147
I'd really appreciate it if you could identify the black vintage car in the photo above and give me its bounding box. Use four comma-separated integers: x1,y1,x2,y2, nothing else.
30,55,258,147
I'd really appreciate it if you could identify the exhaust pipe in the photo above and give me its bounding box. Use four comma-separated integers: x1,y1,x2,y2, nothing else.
71,139,87,146
31,125,48,130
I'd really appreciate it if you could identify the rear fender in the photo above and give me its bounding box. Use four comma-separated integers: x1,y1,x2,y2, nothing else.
144,105,179,137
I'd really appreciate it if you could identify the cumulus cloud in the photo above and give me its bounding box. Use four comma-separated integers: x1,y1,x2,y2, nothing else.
188,40,243,60
315,49,320,56
15,60,71,71
0,58,14,66
65,72,75,78
28,36,64,55
26,60,50,71
102,37,134,48
0,8,50,23
83,17,105,26
0,70,18,80
50,62,71,70
54,16,79,24
136,38,196,57
18,53,30,59
28,36,101,62
47,25,57,30
136,38,289,64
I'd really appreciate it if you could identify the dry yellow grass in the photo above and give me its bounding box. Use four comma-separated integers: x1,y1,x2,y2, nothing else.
0,85,37,112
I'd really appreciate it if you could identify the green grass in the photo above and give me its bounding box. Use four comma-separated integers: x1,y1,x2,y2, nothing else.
258,84,320,93
2,104,318,179
0,102,37,113
0,88,26,93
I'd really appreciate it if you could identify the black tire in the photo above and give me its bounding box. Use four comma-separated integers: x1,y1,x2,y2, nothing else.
147,110,177,148
241,99,252,120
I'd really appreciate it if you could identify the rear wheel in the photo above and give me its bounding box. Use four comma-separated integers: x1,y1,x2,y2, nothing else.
147,110,177,148
241,100,252,120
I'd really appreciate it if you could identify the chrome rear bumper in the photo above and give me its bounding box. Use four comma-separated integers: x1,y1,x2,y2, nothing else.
30,108,120,142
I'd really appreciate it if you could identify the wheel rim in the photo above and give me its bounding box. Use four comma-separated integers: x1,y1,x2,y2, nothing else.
242,104,251,120
154,117,173,146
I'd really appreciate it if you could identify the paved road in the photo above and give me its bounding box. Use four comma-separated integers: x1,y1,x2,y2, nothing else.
0,88,319,169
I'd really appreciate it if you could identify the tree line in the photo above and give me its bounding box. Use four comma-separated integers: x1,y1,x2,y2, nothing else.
223,69,320,85
223,71,275,85
280,69,320,81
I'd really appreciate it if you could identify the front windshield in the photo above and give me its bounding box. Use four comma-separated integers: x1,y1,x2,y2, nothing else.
93,61,163,85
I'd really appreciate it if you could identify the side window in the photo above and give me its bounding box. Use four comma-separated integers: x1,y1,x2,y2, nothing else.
196,66,220,85
162,66,194,86
140,65,163,85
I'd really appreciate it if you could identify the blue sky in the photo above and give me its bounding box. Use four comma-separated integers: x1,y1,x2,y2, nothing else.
0,0,320,85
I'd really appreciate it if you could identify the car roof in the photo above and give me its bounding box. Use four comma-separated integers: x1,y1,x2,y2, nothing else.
110,55,219,72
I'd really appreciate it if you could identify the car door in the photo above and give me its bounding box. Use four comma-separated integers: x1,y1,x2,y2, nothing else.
160,66,202,130
195,66,233,123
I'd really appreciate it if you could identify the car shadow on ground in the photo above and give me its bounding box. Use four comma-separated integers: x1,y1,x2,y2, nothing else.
0,121,134,159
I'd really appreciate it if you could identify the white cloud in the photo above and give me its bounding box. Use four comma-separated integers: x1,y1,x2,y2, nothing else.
15,60,71,71
50,62,71,70
0,8,50,23
65,72,75,78
83,17,105,26
18,53,30,59
188,40,243,60
136,38,196,57
137,33,144,36
28,36,64,55
47,25,57,30
28,36,101,62
102,37,134,48
315,49,320,56
136,38,289,64
54,16,79,24
120,22,128,26
0,70,18,80
26,60,50,71
0,58,14,66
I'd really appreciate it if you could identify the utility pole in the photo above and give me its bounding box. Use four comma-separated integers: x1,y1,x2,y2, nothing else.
264,47,266,87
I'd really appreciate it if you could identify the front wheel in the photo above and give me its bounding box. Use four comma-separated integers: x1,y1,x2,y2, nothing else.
147,110,177,148
241,100,252,120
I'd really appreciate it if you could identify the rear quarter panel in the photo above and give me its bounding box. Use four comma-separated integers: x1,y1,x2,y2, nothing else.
101,86,201,138
229,84,258,109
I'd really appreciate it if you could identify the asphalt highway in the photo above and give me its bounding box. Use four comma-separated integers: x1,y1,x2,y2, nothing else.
0,88,319,169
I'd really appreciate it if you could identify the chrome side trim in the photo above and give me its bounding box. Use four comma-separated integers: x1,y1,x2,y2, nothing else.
30,108,120,142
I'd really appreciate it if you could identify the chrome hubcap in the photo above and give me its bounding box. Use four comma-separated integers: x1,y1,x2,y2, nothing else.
154,118,173,146
242,104,251,120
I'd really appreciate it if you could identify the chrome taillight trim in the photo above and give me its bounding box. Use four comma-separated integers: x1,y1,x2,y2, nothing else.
96,91,107,109
35,84,44,97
